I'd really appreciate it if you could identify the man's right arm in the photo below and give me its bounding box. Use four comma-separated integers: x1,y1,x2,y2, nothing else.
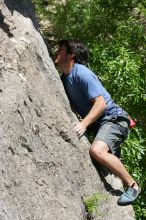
74,95,106,137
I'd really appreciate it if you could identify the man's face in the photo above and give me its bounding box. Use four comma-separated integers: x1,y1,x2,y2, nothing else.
54,45,73,67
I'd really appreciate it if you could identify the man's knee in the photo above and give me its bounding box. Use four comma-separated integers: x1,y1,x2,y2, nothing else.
89,140,109,160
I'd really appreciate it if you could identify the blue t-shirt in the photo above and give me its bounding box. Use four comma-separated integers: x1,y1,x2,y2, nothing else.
61,63,123,119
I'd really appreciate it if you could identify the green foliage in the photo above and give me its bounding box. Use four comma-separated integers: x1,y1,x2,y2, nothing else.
89,41,146,121
84,192,104,217
122,128,146,220
122,128,145,170
33,0,146,219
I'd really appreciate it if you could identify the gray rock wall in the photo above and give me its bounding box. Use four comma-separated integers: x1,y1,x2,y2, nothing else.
0,1,135,219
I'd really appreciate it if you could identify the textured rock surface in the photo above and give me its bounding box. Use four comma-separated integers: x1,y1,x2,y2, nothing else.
0,1,135,219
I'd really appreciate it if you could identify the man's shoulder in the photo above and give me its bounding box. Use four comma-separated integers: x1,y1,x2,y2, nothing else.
75,63,94,79
75,63,90,72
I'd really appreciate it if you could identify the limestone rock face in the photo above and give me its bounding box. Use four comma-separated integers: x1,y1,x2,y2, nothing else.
0,1,135,219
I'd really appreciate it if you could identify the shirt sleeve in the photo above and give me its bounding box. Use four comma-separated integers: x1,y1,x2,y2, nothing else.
77,68,104,102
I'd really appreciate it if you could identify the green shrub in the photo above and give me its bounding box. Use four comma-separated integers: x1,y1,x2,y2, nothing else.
122,128,146,220
84,192,107,217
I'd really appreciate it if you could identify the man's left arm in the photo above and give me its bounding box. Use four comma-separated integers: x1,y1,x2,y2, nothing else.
74,96,106,138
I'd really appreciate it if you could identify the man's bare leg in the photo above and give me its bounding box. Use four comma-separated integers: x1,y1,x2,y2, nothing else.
89,140,139,190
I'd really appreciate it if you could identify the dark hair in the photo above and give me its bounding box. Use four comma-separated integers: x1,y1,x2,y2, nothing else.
58,39,88,65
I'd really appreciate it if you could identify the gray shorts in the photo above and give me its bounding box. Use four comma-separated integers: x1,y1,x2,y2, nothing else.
94,117,130,155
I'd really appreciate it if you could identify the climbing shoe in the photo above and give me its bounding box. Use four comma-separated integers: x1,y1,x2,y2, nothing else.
117,183,141,206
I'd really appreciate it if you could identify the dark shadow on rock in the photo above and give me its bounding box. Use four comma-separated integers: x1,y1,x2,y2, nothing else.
0,10,13,37
4,0,39,30
91,157,123,197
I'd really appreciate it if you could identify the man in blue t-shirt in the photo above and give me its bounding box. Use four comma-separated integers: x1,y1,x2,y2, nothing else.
54,39,141,206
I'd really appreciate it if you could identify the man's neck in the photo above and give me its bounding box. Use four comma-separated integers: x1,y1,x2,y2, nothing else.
61,61,75,75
